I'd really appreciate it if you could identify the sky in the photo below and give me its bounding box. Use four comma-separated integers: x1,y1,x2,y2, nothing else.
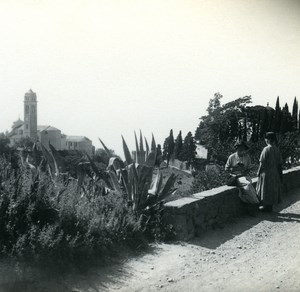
0,0,299,156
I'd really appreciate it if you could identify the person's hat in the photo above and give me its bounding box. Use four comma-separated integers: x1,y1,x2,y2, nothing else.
265,132,276,140
234,139,249,150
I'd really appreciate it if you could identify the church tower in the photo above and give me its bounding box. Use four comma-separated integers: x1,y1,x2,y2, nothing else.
24,89,37,139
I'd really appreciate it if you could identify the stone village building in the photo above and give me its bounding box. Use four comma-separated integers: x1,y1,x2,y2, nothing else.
8,89,94,155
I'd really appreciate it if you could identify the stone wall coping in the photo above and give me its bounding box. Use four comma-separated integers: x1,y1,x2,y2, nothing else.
165,197,201,208
283,166,300,174
165,166,300,209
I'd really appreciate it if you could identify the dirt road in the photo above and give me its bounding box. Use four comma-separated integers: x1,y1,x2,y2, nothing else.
1,189,300,292
106,189,300,292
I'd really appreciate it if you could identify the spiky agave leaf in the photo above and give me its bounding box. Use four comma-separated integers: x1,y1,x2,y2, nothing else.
49,142,66,173
86,153,101,177
98,138,113,158
138,181,151,210
158,173,177,201
122,135,133,165
148,169,163,196
107,156,125,172
139,130,145,164
129,164,142,211
151,133,156,151
31,142,40,167
134,131,141,164
127,163,138,201
139,130,144,152
25,154,36,171
48,142,60,176
135,164,153,209
128,162,138,183
144,137,150,158
120,167,130,196
41,143,57,176
108,170,122,195
86,153,113,189
146,134,157,167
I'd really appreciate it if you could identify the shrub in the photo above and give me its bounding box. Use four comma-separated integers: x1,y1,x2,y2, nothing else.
0,131,177,267
190,167,228,193
0,155,143,267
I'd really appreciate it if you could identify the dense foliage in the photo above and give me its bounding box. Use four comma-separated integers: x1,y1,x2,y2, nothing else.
0,131,177,266
0,155,143,267
195,93,300,162
162,130,197,167
190,94,300,194
190,167,227,193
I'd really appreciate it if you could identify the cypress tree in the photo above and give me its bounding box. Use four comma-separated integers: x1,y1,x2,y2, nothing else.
162,137,169,161
162,129,175,166
280,103,292,133
181,132,196,166
155,144,163,166
168,129,175,159
273,96,281,132
174,130,183,160
292,97,298,131
260,108,269,137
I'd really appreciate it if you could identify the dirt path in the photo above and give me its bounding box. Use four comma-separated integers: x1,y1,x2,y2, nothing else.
105,189,300,292
1,189,300,292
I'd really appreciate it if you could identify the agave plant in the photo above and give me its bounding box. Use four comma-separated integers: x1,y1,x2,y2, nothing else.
99,131,177,211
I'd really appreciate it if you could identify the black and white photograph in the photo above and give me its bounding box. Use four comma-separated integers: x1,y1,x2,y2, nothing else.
0,0,299,291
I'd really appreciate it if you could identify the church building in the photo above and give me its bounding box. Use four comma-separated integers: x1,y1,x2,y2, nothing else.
8,89,94,155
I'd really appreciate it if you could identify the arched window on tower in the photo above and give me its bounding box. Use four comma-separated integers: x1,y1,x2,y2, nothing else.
25,105,29,114
31,106,35,113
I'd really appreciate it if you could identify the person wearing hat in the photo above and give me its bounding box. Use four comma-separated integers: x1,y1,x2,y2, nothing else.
256,132,282,212
225,139,259,209
225,140,251,176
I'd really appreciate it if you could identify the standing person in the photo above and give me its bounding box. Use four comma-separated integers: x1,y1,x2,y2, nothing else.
225,140,259,206
256,132,282,212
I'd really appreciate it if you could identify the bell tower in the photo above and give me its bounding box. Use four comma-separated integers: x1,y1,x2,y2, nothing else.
24,89,38,138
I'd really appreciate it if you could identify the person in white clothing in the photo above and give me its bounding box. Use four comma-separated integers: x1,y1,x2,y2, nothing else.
225,140,259,209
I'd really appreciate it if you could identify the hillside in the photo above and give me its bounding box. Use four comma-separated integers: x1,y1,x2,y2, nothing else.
159,166,194,201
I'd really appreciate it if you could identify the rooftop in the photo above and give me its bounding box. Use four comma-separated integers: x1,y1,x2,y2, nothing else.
66,136,91,142
37,125,60,132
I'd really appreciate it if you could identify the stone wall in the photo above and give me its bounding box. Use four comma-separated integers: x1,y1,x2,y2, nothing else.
163,166,300,240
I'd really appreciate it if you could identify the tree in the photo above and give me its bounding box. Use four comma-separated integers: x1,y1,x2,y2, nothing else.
260,108,269,138
174,131,183,160
207,92,222,115
155,144,163,167
181,132,196,166
273,96,282,132
14,136,35,150
94,148,116,166
60,150,85,178
292,97,298,131
245,105,274,141
162,129,175,166
280,103,292,133
195,94,252,155
0,133,10,154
